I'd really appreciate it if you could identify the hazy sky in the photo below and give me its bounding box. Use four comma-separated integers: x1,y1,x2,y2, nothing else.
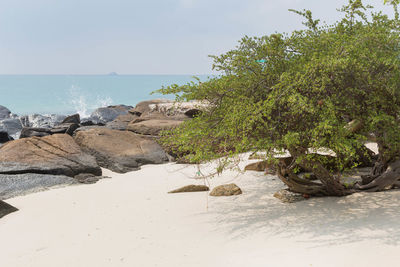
0,0,394,74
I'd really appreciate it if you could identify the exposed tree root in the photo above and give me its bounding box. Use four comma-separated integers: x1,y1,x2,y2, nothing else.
356,159,400,192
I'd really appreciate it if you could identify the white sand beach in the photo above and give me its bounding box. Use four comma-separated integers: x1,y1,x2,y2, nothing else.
1,159,400,267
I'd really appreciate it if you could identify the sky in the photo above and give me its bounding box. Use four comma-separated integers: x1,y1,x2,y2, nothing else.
0,0,395,75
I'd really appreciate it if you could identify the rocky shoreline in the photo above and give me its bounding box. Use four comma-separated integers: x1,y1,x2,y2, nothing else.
0,99,202,214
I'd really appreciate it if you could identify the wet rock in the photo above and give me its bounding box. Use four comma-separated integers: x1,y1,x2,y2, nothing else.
168,185,209,193
273,189,307,203
61,113,80,124
74,128,168,173
0,106,11,120
0,134,102,177
210,183,242,196
0,118,23,138
88,105,133,125
0,200,18,218
127,119,183,136
19,114,66,128
0,173,77,200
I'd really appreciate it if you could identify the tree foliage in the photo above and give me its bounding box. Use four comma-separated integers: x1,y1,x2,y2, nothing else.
156,0,400,195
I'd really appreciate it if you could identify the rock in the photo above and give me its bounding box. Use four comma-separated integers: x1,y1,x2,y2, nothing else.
50,123,79,135
127,119,183,136
0,106,11,120
273,189,306,203
148,101,206,118
74,173,101,184
106,113,139,130
0,200,18,218
80,119,97,126
74,128,169,173
0,118,23,138
245,161,268,172
129,99,173,116
0,134,102,177
61,113,80,124
88,105,133,125
209,183,242,196
19,114,66,128
0,173,77,200
168,185,209,193
244,160,276,174
0,132,13,144
74,125,105,133
132,100,205,121
19,127,52,138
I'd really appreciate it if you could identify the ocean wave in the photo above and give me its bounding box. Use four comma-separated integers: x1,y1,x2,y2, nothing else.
68,85,113,118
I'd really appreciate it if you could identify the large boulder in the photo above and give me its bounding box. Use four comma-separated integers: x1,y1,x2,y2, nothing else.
0,134,101,177
0,118,23,138
19,114,66,128
129,99,173,116
130,99,205,121
0,106,11,120
105,113,139,130
0,173,77,200
127,119,183,136
74,128,169,173
86,105,133,125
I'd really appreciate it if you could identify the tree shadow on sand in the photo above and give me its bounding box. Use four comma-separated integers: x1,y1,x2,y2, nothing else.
201,173,400,248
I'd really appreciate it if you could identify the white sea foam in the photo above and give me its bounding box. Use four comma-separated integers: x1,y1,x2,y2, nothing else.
68,85,113,118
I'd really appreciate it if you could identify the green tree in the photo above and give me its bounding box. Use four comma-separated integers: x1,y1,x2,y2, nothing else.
157,0,400,196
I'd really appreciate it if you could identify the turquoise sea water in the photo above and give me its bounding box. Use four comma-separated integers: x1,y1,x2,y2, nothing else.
0,75,210,116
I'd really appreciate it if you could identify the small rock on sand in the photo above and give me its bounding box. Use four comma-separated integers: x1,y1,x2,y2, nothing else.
273,189,306,203
168,185,209,193
209,183,242,196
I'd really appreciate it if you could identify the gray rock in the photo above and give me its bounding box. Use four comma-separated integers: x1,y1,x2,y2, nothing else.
88,105,133,125
0,132,13,144
61,114,80,124
168,185,209,193
0,106,11,120
19,114,67,128
50,123,79,135
210,184,242,196
105,113,139,130
0,118,23,138
0,200,18,218
0,173,77,200
74,173,102,184
273,189,307,203
19,127,52,138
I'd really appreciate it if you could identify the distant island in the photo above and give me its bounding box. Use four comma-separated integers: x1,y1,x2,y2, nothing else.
108,72,118,76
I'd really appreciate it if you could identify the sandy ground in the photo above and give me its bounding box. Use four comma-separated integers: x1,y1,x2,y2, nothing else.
1,156,400,267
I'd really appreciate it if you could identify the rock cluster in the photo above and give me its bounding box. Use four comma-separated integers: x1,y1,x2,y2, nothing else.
0,100,205,200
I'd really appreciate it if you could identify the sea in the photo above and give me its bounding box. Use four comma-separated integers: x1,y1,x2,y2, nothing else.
0,75,211,117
